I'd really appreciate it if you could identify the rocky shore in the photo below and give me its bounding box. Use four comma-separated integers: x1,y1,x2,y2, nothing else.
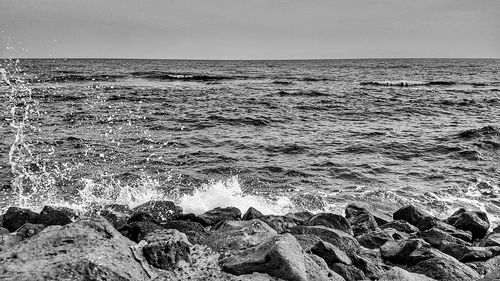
0,201,499,281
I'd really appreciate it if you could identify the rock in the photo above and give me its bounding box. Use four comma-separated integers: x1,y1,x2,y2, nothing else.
351,254,387,280
434,221,473,243
290,225,360,255
416,216,439,231
122,221,164,243
159,220,207,244
329,263,367,281
422,227,471,248
0,234,22,251
310,240,352,265
261,215,298,233
294,234,323,252
15,223,45,239
449,210,490,240
0,227,9,235
99,208,129,230
392,205,432,230
132,200,183,222
204,220,277,252
128,212,156,223
0,217,150,280
438,241,500,262
481,233,500,247
243,207,263,220
480,269,500,281
447,208,466,225
142,229,191,270
197,207,241,226
37,206,75,226
409,256,480,281
380,220,419,233
356,229,394,249
305,213,353,235
345,204,379,236
2,207,40,232
220,233,344,281
284,211,314,224
381,239,434,265
469,255,500,275
493,225,500,233
378,267,437,281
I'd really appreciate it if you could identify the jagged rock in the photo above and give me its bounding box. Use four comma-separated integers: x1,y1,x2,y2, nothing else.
2,207,40,232
197,207,241,226
0,234,22,251
434,221,473,243
16,223,45,239
37,206,76,226
310,240,352,265
243,207,263,220
122,221,164,242
356,229,395,249
345,204,379,236
329,263,367,281
284,211,314,224
204,220,277,252
380,220,419,233
481,233,500,247
160,220,207,244
0,217,150,280
378,267,437,281
132,200,183,222
393,205,434,230
128,212,156,223
422,227,471,248
409,256,480,281
438,241,500,262
448,209,489,240
305,213,353,235
0,227,9,235
142,229,191,270
220,233,344,281
261,215,298,233
290,225,360,255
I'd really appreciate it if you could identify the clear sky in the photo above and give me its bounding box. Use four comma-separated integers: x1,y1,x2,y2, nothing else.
1,0,499,59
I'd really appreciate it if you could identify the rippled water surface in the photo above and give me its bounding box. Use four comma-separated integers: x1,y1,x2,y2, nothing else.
0,59,499,221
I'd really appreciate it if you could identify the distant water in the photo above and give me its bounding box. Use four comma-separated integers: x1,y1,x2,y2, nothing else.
0,58,499,223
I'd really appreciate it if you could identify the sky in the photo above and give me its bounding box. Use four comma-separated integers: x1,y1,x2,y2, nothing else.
0,0,499,59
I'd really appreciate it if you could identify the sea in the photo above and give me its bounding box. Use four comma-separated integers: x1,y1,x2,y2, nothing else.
0,58,499,224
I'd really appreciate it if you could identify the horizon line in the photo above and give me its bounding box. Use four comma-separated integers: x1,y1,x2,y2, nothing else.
2,57,499,61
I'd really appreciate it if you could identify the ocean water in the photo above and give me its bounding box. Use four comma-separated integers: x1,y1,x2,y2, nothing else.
0,58,499,223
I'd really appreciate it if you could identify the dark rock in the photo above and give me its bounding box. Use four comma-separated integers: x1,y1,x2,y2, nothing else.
329,263,367,281
409,256,480,281
99,208,129,230
380,220,419,233
447,208,466,225
493,225,500,233
417,216,439,231
197,207,241,226
128,212,156,223
0,217,150,280
434,221,473,243
451,210,490,240
357,229,395,249
220,233,344,281
0,227,9,235
132,200,183,222
38,206,74,226
305,213,353,235
260,215,298,233
142,229,191,270
122,221,164,243
16,223,45,239
242,207,263,220
345,204,379,236
439,241,500,262
392,205,429,229
284,211,314,224
481,233,500,247
160,220,207,244
351,254,388,280
3,207,40,232
204,220,277,252
310,240,352,265
422,227,471,248
290,225,360,255
176,213,199,222
378,267,437,281
381,239,434,265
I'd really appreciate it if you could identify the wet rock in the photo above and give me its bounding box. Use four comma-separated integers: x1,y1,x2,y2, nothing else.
16,223,45,239
345,203,379,236
378,267,437,281
305,213,353,235
128,212,157,223
310,240,352,265
284,211,314,224
261,215,298,233
243,207,263,220
132,200,183,222
204,220,277,252
380,220,418,234
409,256,480,281
0,217,150,280
356,229,395,249
3,207,40,232
220,233,344,281
448,209,490,240
290,225,360,255
422,227,471,248
142,229,191,270
393,205,433,230
99,208,129,230
159,220,207,244
438,241,500,262
417,216,439,231
122,221,164,243
329,263,367,281
38,206,74,226
480,233,500,247
197,207,241,226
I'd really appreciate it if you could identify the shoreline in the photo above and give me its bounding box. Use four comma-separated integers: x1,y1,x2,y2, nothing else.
0,200,499,280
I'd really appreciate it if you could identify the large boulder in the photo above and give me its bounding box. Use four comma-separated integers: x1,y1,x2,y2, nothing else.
290,226,360,255
142,229,191,270
0,217,150,280
305,213,353,235
2,207,40,232
197,207,241,226
356,229,395,249
433,221,473,243
242,207,263,220
132,200,182,222
421,227,471,248
220,233,345,281
447,209,489,240
38,206,75,226
345,204,379,236
392,205,433,230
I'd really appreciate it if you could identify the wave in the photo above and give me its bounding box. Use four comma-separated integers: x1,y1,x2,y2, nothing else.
130,71,237,81
208,115,271,126
35,74,126,83
458,125,500,139
276,90,329,97
360,80,457,87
